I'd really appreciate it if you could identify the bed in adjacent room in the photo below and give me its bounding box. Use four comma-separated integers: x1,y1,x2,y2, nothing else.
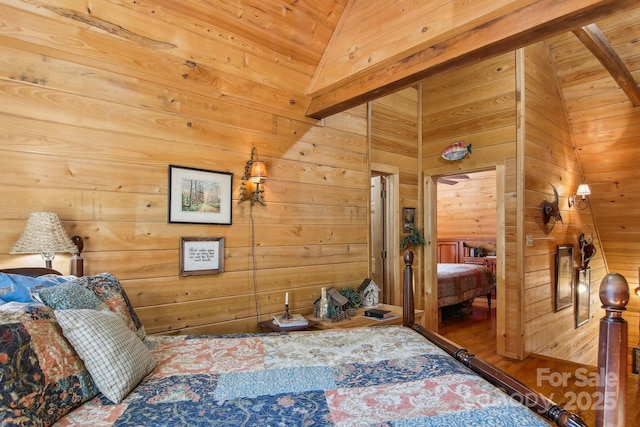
0,253,591,426
437,262,495,308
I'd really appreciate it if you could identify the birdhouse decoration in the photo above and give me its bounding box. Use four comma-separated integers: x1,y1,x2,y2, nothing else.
358,279,381,307
313,287,350,321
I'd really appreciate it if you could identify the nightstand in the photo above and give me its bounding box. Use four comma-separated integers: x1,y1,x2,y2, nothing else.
258,319,319,333
307,304,424,330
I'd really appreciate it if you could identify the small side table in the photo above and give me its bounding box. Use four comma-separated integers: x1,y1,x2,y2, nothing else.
258,319,318,333
307,304,424,330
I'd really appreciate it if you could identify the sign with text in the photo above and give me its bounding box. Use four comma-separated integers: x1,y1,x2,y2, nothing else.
180,237,224,276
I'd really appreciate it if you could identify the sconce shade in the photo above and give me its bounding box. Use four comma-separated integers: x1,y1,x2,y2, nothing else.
568,183,591,210
10,213,78,266
576,184,591,197
250,161,267,181
239,148,267,206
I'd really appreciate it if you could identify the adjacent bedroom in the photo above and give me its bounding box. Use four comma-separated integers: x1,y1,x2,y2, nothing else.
436,169,497,331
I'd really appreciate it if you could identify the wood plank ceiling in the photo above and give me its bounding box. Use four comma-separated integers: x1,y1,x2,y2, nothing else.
548,9,640,288
192,0,640,306
132,0,639,316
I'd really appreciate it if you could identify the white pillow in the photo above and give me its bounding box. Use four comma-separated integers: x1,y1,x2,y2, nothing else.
54,309,156,403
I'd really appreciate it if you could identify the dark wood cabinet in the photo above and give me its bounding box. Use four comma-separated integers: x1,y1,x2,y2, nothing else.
437,241,460,263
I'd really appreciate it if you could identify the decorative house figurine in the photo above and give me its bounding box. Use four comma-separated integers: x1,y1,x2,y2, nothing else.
313,287,350,321
358,279,380,307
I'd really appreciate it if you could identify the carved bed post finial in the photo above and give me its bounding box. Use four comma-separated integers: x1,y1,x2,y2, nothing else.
596,272,629,427
403,250,415,327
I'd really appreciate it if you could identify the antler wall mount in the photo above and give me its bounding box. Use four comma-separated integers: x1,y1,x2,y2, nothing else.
541,183,563,234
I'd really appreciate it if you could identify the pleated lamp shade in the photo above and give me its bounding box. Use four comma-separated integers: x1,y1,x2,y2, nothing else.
10,212,77,267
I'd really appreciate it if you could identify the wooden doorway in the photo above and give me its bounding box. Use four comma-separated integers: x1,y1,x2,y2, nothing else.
424,167,505,349
370,164,400,305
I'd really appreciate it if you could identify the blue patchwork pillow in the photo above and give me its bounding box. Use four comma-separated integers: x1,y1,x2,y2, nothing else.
66,273,147,339
32,282,105,310
0,273,76,303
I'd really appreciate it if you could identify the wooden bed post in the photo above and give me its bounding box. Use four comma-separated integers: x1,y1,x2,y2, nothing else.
596,272,629,427
403,250,415,327
404,248,588,426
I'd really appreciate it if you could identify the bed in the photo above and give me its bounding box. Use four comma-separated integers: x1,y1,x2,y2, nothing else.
0,252,609,427
437,263,495,309
436,239,497,309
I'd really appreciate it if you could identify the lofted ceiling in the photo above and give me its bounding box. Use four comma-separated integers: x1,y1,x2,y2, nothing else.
173,0,639,279
547,9,640,282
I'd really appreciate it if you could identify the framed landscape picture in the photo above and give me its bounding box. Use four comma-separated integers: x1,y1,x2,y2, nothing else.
168,165,233,225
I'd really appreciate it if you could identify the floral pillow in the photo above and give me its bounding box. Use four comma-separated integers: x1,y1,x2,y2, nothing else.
65,273,146,339
0,302,98,425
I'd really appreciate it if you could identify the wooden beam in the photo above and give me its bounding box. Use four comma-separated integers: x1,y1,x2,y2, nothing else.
573,24,640,107
306,0,638,119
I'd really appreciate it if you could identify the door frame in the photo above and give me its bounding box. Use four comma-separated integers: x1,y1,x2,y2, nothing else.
370,163,400,305
424,166,505,352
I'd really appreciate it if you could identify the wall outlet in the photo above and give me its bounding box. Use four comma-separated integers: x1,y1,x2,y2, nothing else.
633,347,640,374
526,235,533,246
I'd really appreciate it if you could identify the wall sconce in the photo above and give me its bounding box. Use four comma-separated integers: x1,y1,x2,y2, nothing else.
568,184,591,210
10,212,79,268
238,147,267,206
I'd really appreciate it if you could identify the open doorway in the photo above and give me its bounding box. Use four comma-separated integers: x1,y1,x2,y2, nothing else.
370,165,400,305
370,175,388,302
435,169,498,325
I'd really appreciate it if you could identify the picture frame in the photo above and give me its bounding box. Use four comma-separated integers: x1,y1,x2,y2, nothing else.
180,237,224,276
554,244,574,312
575,268,591,328
168,165,233,225
402,207,416,232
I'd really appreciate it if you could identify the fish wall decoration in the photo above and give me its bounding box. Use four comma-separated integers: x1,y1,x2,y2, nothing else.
441,141,472,161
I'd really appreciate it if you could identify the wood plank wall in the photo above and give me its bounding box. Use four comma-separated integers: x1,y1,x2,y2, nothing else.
424,45,606,365
370,87,421,309
437,169,497,240
0,1,369,335
548,15,640,370
422,51,520,357
522,42,602,365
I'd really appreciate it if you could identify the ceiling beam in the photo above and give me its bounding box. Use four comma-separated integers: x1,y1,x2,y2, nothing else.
572,24,640,107
306,0,638,119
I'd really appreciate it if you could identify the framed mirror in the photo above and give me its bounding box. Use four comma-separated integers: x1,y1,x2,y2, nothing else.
554,244,574,312
575,268,590,327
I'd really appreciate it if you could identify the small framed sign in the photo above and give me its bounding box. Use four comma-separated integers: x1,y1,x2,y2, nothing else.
180,237,224,276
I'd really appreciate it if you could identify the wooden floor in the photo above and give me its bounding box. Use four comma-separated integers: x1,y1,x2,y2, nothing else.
439,299,640,426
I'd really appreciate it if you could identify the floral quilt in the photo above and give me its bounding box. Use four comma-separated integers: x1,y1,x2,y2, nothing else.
55,326,547,426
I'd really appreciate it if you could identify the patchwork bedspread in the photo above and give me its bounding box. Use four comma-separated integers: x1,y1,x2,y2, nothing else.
56,326,547,426
438,263,495,308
